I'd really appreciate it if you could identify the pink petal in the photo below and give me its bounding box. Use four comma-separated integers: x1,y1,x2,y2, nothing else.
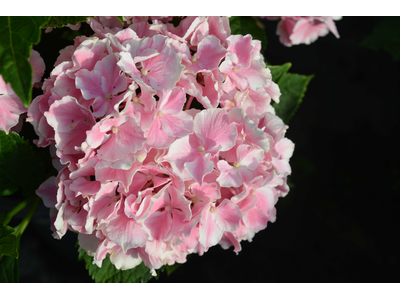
145,210,173,241
216,160,243,188
75,69,105,100
189,35,227,73
157,87,186,114
193,108,237,154
78,232,102,256
145,117,174,149
214,199,242,232
219,232,241,254
94,53,127,95
199,205,223,250
108,245,143,270
236,144,264,170
36,176,57,208
105,204,149,252
145,48,184,91
243,207,269,232
0,92,27,134
229,107,270,152
184,152,213,185
290,18,329,45
226,34,253,69
95,159,142,193
30,49,46,85
162,136,198,181
161,111,194,138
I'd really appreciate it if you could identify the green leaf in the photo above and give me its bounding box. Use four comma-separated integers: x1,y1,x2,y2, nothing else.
165,262,181,276
0,224,18,258
0,234,20,283
361,17,400,62
115,17,124,24
267,62,292,84
77,246,154,283
0,131,45,197
0,255,19,283
229,16,267,52
42,16,90,29
0,16,49,107
274,73,313,124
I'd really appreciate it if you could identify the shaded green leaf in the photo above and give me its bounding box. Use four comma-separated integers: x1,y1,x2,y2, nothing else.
61,29,82,41
165,262,181,276
274,73,313,124
361,17,400,62
77,246,153,283
267,62,292,84
229,16,267,52
42,16,90,29
0,225,18,258
0,16,49,107
0,253,19,283
115,17,124,24
0,234,19,283
0,131,45,197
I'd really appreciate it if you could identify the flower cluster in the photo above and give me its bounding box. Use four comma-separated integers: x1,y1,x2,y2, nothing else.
0,49,45,134
32,16,294,275
264,16,341,46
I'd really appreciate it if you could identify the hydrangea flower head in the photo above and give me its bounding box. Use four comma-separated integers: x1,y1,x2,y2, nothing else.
32,16,295,276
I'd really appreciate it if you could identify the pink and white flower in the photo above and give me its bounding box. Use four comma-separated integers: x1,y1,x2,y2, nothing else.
266,16,341,47
30,16,295,277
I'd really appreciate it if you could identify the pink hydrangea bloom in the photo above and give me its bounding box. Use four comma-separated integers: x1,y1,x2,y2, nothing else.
267,16,341,47
30,16,295,276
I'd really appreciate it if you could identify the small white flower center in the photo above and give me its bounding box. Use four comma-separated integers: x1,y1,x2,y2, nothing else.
112,126,119,134
210,206,217,213
192,56,198,63
105,93,112,101
250,189,256,196
165,205,172,212
233,162,240,168
198,146,205,153
156,111,164,118
132,96,140,104
226,101,235,107
232,67,239,73
141,69,149,76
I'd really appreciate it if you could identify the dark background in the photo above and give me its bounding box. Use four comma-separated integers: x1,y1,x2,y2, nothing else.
2,16,399,283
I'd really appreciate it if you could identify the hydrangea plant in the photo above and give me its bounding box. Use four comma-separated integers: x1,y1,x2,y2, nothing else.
0,16,339,283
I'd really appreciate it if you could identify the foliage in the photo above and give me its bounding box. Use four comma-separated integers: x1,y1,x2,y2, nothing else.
361,17,400,62
77,246,154,283
0,16,49,107
42,16,91,28
0,131,45,197
0,224,18,258
0,15,312,283
269,63,313,124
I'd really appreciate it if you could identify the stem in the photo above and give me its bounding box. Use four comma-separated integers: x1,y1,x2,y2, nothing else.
14,196,40,237
2,198,32,226
185,96,194,110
